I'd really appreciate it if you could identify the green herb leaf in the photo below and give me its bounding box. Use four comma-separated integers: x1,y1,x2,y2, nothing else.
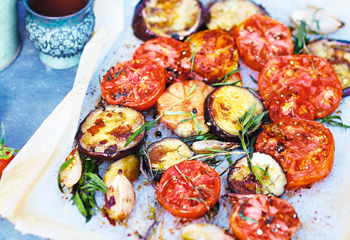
317,115,350,128
124,121,150,147
183,133,218,142
72,192,88,218
0,122,19,159
211,80,242,87
293,20,310,54
57,157,74,193
128,66,143,77
164,111,191,116
85,172,108,194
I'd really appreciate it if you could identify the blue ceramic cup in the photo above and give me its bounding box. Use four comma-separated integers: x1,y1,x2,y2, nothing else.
23,0,95,69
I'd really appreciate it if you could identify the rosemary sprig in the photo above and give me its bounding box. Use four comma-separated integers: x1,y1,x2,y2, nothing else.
211,80,241,87
128,66,143,77
293,20,310,54
187,150,245,162
186,38,197,73
183,133,218,142
239,202,258,223
125,84,198,147
0,122,19,160
237,103,270,192
317,115,350,128
218,68,242,83
114,66,126,79
139,145,157,191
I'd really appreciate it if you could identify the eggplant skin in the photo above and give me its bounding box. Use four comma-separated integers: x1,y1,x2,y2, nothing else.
132,0,207,42
227,152,287,197
75,105,145,161
306,38,350,96
204,86,264,142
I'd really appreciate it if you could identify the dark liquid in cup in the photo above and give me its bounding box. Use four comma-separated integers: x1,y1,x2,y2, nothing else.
28,0,89,17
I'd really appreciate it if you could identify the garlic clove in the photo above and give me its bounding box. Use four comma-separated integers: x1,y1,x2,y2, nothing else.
104,154,140,183
181,223,235,240
292,6,344,35
191,140,240,154
104,169,136,221
61,145,82,188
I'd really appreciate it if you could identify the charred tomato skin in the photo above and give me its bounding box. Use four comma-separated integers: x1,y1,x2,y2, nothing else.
230,194,300,240
100,59,166,112
233,13,293,71
132,0,206,42
258,54,343,121
157,160,221,219
133,37,187,85
0,145,15,179
75,106,146,162
179,29,241,84
255,118,335,189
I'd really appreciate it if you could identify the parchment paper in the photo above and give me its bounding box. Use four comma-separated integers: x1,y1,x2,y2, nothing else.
1,0,350,239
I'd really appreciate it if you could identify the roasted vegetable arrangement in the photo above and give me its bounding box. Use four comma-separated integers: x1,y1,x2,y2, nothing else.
58,0,350,239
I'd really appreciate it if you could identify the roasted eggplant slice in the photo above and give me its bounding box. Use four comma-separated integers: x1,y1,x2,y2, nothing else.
204,86,264,141
306,39,350,96
132,0,206,41
148,138,194,177
206,0,268,32
104,154,140,183
227,152,287,196
60,145,82,188
75,106,145,161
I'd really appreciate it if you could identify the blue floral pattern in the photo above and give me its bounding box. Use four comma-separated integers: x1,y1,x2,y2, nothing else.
24,12,95,58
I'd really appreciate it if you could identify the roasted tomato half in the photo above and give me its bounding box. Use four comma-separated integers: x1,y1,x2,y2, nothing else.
157,160,221,218
233,14,293,71
133,37,187,85
0,124,18,179
258,55,343,121
0,145,16,179
229,194,300,240
179,29,241,85
100,59,166,112
255,118,335,189
132,0,205,41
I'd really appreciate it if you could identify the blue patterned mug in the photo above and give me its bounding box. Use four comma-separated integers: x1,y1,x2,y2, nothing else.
23,0,95,69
